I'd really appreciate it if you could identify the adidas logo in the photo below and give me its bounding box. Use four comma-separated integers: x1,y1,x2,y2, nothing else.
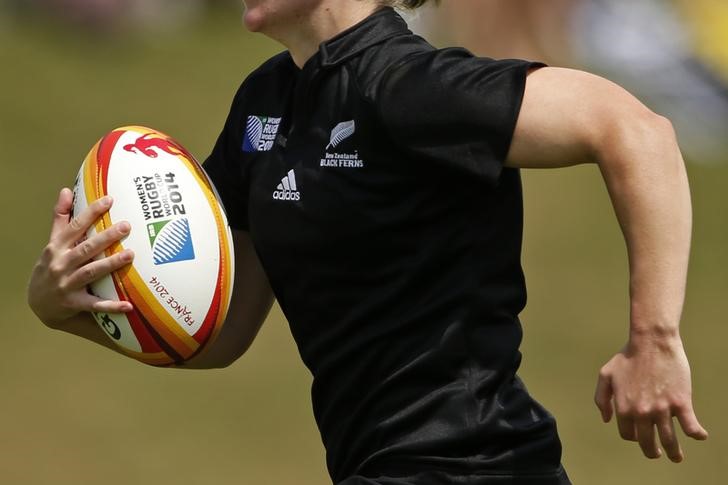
272,169,301,201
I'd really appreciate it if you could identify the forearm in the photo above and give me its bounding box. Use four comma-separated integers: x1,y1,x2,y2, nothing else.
596,113,691,344
42,311,123,354
40,311,247,369
41,312,233,369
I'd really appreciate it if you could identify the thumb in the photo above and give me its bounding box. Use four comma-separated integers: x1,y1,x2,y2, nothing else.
594,370,614,423
50,188,74,240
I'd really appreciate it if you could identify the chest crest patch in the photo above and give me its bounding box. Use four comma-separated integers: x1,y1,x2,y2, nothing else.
243,115,281,153
320,120,365,169
326,120,356,149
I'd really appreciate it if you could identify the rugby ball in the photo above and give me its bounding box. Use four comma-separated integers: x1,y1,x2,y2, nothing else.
73,126,234,366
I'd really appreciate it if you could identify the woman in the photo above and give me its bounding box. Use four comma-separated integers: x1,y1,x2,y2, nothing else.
28,1,708,484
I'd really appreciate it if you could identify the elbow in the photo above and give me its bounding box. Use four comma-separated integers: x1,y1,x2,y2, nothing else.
176,359,229,370
642,111,683,164
211,347,251,369
175,339,253,370
172,361,231,371
177,354,244,370
649,113,680,148
593,107,684,172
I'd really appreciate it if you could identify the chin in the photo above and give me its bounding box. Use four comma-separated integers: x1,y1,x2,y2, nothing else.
242,7,267,32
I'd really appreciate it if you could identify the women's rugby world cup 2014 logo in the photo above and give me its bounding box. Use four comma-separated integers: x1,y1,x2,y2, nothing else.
124,132,197,266
243,115,282,152
132,172,196,266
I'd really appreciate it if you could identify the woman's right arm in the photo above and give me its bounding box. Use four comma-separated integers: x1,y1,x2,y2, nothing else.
27,188,274,368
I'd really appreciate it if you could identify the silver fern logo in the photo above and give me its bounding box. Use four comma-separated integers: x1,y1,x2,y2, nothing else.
326,120,356,149
320,119,365,169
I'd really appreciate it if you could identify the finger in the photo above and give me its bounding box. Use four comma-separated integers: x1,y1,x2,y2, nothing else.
76,292,134,314
636,418,662,459
616,414,637,442
676,405,709,441
59,195,113,246
656,415,683,463
594,373,614,422
65,221,131,267
50,188,75,240
65,249,134,290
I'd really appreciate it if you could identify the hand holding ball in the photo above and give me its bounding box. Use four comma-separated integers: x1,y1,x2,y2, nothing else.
73,126,234,366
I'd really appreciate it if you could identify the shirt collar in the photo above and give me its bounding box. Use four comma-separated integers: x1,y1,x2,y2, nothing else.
318,7,411,68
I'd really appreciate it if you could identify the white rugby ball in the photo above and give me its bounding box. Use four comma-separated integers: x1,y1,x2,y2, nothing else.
73,126,234,366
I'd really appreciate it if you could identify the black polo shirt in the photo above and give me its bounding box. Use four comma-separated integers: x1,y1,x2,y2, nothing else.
203,7,570,485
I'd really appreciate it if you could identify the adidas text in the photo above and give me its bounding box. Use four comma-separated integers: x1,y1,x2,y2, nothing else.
273,190,301,201
273,169,301,201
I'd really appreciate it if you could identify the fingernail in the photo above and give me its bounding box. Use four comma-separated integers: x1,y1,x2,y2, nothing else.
102,195,113,206
118,221,131,234
121,250,134,262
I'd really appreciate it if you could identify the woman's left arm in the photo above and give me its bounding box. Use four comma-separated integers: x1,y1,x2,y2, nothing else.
506,66,708,462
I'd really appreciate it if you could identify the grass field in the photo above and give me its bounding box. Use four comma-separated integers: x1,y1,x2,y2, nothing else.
1,7,726,485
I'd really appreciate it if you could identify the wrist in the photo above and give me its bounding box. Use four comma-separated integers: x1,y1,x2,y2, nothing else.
27,299,57,329
628,323,681,352
36,311,69,330
29,300,75,330
629,299,682,344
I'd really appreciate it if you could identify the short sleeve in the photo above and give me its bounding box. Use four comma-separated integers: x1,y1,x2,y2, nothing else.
376,48,545,185
202,87,250,231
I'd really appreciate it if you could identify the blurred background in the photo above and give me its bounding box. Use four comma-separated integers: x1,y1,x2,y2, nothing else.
0,1,725,484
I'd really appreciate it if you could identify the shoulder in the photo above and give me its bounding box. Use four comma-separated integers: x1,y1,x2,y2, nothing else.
382,49,536,100
353,37,537,106
351,34,434,99
354,43,544,168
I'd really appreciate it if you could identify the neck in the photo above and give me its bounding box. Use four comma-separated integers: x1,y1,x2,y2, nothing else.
248,1,383,68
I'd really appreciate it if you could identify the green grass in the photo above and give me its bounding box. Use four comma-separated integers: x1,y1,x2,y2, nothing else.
1,8,727,485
